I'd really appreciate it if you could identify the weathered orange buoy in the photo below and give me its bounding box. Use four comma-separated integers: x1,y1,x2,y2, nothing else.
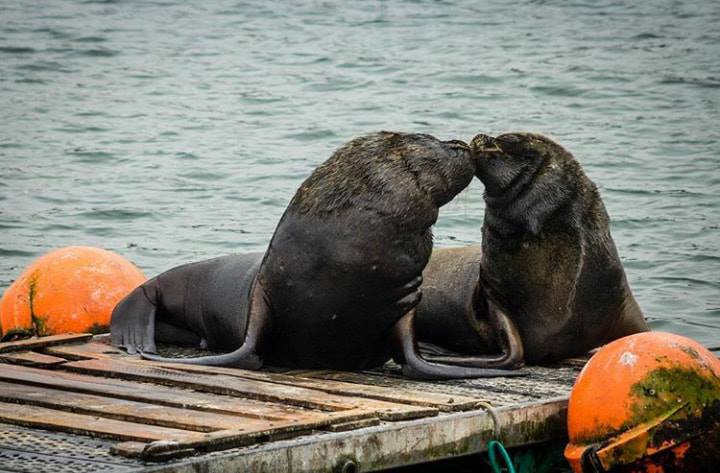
0,246,146,339
564,332,720,473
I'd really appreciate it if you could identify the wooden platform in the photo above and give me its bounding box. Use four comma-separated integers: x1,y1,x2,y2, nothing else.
0,334,582,472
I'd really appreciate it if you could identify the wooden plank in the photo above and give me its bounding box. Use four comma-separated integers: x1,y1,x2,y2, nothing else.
45,341,125,360
295,366,576,404
0,363,320,421
111,441,195,462
0,381,367,455
0,381,282,433
323,417,380,433
0,333,92,353
0,401,201,443
63,359,360,411
0,363,429,431
48,343,481,411
146,363,482,412
61,359,437,420
0,350,67,367
142,397,570,470
51,342,539,407
113,416,367,461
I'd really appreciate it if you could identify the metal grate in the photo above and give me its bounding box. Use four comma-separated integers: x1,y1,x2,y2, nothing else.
0,423,142,473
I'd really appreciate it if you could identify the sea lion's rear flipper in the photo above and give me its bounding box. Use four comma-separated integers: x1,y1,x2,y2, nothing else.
422,302,525,369
392,309,527,380
139,280,270,369
418,341,463,357
111,284,159,355
155,321,203,348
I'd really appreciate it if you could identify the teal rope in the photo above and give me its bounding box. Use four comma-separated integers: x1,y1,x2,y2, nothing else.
487,440,516,473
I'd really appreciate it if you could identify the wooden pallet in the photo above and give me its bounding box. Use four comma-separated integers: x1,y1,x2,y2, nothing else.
0,334,491,461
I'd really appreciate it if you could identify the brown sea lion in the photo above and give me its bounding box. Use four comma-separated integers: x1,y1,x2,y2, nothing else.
112,131,526,379
415,133,649,365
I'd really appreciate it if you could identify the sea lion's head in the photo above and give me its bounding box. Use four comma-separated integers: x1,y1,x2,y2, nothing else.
293,132,475,217
470,132,575,198
470,132,591,236
367,133,475,207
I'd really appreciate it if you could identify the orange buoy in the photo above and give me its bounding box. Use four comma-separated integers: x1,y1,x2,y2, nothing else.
564,332,720,473
0,246,146,339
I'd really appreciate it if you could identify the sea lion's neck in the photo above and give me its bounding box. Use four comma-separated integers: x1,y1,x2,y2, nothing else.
482,189,575,241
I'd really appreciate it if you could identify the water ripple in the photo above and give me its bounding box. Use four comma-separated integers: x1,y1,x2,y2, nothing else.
0,46,36,54
76,209,154,221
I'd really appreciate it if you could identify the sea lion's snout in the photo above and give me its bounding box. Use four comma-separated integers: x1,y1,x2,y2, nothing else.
469,133,505,180
470,133,499,155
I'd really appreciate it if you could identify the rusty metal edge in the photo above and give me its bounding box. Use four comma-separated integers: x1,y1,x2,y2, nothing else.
133,396,568,473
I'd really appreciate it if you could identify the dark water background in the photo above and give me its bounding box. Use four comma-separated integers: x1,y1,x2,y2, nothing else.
1,0,719,347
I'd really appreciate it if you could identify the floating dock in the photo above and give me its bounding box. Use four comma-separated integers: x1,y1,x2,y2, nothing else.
0,334,582,472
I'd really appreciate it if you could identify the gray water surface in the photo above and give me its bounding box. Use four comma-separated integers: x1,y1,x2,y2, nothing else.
1,0,718,346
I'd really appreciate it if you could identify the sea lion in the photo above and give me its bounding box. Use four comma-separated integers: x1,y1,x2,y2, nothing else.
415,133,649,365
111,252,264,356
111,131,525,379
415,245,500,356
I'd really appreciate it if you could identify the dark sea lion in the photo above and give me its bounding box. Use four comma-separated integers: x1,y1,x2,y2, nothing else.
111,252,264,356
415,133,649,365
112,131,525,379
415,245,501,355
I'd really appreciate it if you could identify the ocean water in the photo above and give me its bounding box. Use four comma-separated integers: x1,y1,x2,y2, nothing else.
1,0,718,347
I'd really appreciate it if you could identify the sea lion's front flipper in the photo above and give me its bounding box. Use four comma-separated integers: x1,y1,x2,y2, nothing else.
422,301,525,369
392,310,527,380
140,280,270,369
111,284,158,355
